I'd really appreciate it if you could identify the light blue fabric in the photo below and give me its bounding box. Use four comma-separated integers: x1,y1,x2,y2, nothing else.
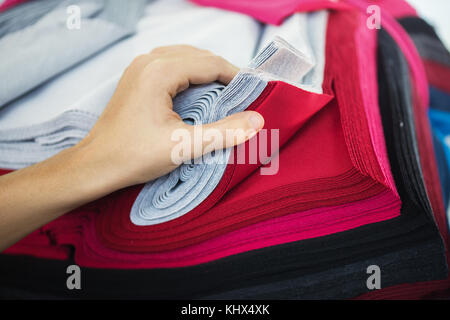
0,0,147,108
130,74,267,225
0,0,60,38
0,110,97,168
429,106,450,230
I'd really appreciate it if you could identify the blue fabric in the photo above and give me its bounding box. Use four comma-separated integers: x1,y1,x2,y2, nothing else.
430,86,450,112
428,86,450,229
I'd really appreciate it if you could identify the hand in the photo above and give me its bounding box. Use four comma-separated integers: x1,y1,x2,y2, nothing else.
78,45,265,188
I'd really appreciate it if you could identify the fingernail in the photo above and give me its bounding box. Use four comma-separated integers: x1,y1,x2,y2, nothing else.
248,112,264,131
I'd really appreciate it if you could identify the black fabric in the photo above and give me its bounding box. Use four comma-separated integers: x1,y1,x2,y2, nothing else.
202,27,450,299
398,17,450,67
398,17,442,40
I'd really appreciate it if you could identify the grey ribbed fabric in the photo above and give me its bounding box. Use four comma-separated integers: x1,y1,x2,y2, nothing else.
0,0,147,108
0,110,97,169
0,0,60,38
130,74,267,225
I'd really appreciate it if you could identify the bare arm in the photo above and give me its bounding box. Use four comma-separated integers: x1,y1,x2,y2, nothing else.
0,45,264,251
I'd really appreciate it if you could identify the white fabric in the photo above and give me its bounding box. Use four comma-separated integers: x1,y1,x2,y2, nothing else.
0,0,261,129
256,11,328,94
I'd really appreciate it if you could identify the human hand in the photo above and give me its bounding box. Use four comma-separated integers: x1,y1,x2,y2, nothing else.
77,45,265,189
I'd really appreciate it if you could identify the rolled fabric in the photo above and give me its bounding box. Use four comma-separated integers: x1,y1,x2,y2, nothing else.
130,34,329,226
130,76,266,226
127,12,330,226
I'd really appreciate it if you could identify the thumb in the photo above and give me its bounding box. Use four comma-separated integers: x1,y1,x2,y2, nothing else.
188,111,265,160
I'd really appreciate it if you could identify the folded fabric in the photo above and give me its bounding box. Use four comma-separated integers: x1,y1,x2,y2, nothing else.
429,109,450,211
189,0,417,25
0,110,97,169
0,0,28,13
1,1,448,300
0,0,261,130
398,16,450,229
95,10,401,253
429,87,450,113
130,29,331,227
0,0,60,38
0,8,330,225
398,16,450,232
411,34,450,67
253,11,327,94
0,236,446,299
0,0,147,109
7,9,404,278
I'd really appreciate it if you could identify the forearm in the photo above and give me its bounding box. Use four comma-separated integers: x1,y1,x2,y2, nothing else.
0,140,123,251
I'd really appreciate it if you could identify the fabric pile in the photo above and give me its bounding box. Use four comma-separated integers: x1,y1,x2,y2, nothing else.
0,0,449,299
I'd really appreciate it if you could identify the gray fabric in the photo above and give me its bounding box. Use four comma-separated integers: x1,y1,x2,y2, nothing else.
0,0,147,108
130,75,267,225
0,109,97,168
411,33,450,67
253,11,328,94
0,0,60,38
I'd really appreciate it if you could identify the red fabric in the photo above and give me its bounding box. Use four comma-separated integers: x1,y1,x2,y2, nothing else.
423,60,450,94
3,9,402,265
0,0,28,12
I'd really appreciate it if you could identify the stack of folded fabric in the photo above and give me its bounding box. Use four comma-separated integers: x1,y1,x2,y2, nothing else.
0,0,448,299
397,16,450,231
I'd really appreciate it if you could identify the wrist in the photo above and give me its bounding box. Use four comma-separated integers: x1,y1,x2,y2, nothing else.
68,138,129,201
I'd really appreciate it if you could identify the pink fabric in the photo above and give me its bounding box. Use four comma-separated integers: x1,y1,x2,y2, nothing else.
0,0,29,12
372,0,417,18
190,0,417,26
190,0,351,25
345,0,429,110
190,0,427,107
354,7,397,193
